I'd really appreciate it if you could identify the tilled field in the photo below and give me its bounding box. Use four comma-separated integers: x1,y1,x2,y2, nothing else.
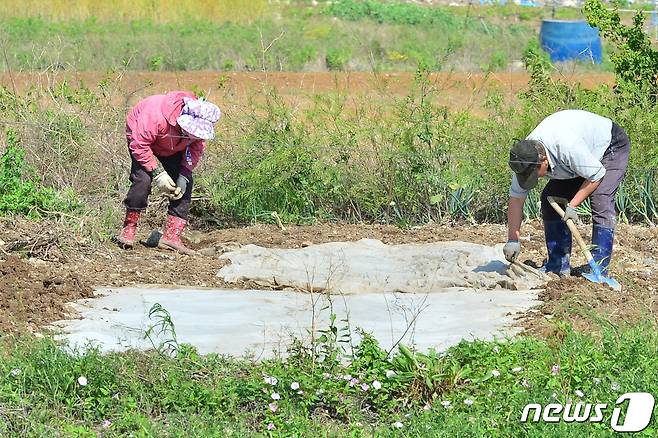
0,71,615,115
0,218,655,337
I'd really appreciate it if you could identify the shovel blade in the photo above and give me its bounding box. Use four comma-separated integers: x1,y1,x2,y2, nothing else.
143,230,162,248
582,271,622,292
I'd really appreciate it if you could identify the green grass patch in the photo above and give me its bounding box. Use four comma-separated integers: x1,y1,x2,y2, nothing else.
0,7,536,72
1,316,657,436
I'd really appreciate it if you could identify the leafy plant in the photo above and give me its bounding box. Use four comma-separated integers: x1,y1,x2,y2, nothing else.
585,0,658,96
325,47,352,71
325,0,457,26
144,303,179,356
0,129,78,217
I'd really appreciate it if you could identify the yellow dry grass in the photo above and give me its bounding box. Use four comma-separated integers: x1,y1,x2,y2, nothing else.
0,0,269,23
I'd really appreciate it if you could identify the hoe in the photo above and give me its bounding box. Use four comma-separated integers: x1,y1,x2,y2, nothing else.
547,196,622,291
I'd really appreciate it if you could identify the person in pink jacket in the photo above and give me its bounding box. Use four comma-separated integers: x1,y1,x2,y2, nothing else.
116,91,221,254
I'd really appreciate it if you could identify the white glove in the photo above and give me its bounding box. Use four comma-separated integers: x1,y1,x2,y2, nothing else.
152,167,177,195
562,204,579,224
503,240,521,262
170,174,189,201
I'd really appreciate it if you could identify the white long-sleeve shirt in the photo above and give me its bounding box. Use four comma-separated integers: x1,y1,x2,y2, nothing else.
510,110,612,198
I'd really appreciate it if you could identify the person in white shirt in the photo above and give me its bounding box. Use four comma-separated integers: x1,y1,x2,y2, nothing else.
503,110,630,277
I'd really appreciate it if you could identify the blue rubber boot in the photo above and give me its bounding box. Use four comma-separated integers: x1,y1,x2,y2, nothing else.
540,220,572,276
591,225,614,276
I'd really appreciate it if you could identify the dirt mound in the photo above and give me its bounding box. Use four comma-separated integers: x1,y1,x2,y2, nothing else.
0,256,93,333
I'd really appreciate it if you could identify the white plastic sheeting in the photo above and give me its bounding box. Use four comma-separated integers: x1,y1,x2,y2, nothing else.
54,240,546,358
218,239,546,293
54,287,541,358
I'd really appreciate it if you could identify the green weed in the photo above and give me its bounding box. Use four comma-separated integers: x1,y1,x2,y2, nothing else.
1,318,658,436
0,129,79,218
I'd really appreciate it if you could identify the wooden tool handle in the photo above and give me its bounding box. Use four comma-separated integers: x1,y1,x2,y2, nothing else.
546,196,594,263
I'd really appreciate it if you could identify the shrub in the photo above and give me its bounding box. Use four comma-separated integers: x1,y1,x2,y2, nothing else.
585,0,658,96
325,0,456,26
0,130,79,217
325,47,352,71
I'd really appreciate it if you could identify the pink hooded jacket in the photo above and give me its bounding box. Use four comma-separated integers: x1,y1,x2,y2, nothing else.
126,91,205,174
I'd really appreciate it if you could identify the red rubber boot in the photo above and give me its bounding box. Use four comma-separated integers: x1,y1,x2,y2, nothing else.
117,210,140,248
158,215,196,255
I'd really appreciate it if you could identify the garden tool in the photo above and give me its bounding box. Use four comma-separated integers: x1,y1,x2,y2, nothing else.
143,229,162,248
547,196,621,291
507,260,545,281
511,260,544,278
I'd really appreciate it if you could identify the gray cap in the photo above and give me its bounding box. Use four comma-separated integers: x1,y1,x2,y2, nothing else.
509,140,543,190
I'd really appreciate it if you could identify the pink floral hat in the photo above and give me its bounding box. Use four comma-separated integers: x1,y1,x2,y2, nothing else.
177,97,221,140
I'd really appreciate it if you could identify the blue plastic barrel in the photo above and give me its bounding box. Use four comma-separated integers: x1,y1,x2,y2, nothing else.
539,20,603,64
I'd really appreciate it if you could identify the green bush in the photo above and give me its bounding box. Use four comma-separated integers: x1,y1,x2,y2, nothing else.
0,130,79,217
325,0,457,26
203,91,334,223
585,0,658,96
192,62,658,225
325,47,352,71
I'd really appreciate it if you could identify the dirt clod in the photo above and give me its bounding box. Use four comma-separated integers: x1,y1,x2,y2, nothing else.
0,255,93,332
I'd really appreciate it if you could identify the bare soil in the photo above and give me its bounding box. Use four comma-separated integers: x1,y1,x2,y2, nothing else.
0,218,655,337
0,71,615,115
